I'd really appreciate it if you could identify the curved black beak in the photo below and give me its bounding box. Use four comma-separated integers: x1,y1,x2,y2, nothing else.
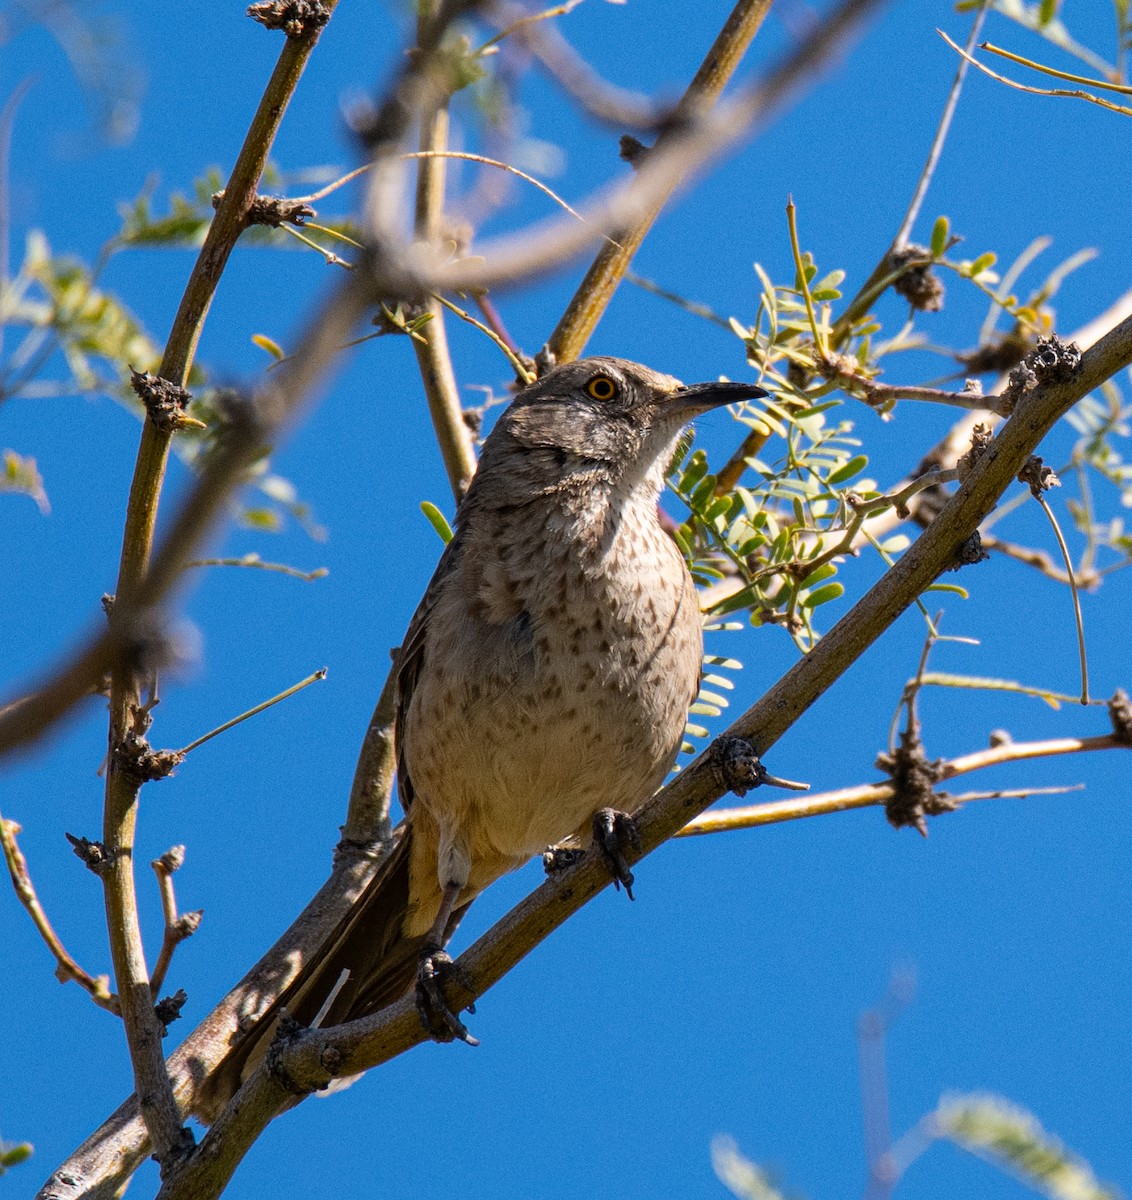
673,379,768,416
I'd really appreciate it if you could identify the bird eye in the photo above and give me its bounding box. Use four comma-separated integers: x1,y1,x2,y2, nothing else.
584,374,618,401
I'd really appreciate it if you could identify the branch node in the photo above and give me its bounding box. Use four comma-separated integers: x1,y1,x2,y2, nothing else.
956,423,995,480
1108,689,1132,744
887,244,944,312
129,370,196,434
944,530,989,571
1017,454,1060,497
246,0,330,38
875,728,950,835
154,988,188,1035
707,737,807,797
113,731,183,783
213,190,316,228
65,831,113,875
1000,334,1081,413
153,845,186,875
174,910,204,940
618,135,650,170
266,1011,326,1097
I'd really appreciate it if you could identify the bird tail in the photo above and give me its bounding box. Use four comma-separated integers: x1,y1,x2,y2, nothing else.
194,830,466,1123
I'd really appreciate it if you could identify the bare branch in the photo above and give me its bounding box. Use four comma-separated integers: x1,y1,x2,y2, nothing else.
1,813,120,1015
147,298,1132,1200
149,849,202,998
677,733,1124,837
341,662,399,848
543,0,772,364
410,77,479,499
99,7,342,1168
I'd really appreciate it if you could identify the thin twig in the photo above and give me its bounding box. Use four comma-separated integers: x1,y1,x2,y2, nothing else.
832,2,989,338
488,0,663,129
0,812,120,1015
149,849,201,997
403,149,588,221
1031,492,1089,704
979,41,1132,94
410,69,478,499
543,0,773,364
892,4,989,249
184,555,328,582
175,668,328,757
940,31,1132,116
979,533,1096,588
432,291,535,381
0,78,35,364
786,196,825,355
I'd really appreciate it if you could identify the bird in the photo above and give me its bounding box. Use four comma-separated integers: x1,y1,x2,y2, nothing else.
195,355,766,1120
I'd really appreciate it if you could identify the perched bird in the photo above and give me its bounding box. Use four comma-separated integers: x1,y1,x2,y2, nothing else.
196,356,766,1118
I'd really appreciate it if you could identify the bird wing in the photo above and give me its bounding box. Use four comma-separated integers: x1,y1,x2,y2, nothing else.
394,532,464,813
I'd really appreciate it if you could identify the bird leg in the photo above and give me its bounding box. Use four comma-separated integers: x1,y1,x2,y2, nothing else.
416,881,479,1046
592,808,641,899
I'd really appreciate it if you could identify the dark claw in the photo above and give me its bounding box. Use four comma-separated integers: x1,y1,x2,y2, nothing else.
543,846,587,875
593,807,641,899
416,951,479,1046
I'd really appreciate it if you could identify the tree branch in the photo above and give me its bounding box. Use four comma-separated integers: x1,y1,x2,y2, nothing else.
0,812,120,1015
99,9,341,1169
150,310,1132,1200
410,78,478,498
542,0,772,364
677,732,1126,837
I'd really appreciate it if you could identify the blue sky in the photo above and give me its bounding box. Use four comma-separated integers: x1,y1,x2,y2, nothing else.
3,2,1132,1199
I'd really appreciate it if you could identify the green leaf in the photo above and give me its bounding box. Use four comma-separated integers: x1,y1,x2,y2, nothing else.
251,333,285,361
240,507,283,532
420,500,454,544
679,449,709,493
968,251,997,278
930,214,950,257
918,671,1081,709
802,581,844,608
827,454,868,486
689,475,718,511
798,561,837,590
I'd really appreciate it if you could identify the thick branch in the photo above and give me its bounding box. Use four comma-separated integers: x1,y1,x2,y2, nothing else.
100,10,340,1168
151,306,1132,1200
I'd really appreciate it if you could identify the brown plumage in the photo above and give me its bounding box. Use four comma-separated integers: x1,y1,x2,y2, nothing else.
194,357,765,1121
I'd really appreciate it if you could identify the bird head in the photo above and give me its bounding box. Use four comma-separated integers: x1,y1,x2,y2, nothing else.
497,356,767,490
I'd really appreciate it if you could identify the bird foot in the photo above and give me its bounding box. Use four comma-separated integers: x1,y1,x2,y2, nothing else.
416,950,479,1046
593,808,641,899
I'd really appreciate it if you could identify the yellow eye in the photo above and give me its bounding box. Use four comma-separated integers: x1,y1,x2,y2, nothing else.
585,374,618,401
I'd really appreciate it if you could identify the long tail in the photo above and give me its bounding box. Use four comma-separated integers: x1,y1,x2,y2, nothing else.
194,831,467,1123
